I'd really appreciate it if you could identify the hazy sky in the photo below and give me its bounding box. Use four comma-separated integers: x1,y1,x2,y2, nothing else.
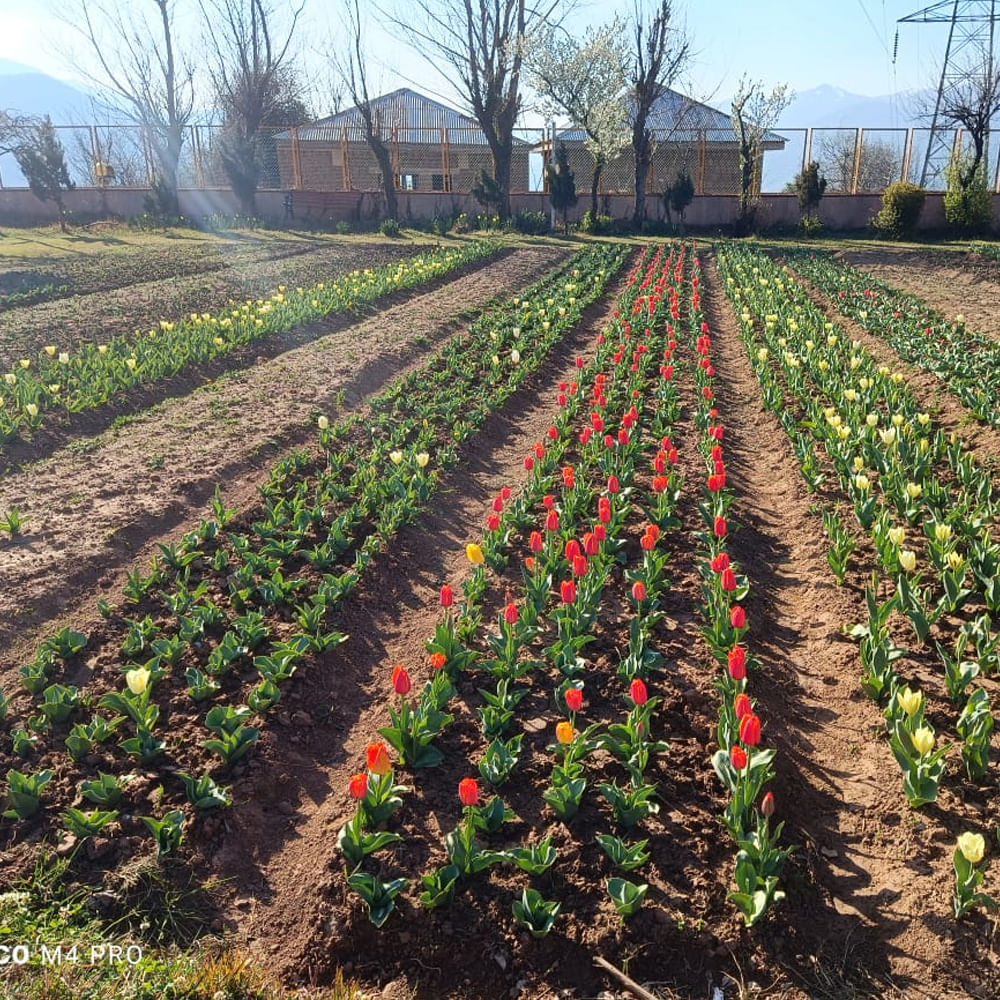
0,0,956,114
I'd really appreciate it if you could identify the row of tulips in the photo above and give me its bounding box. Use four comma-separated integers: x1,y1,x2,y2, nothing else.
716,244,997,916
339,244,688,931
784,249,1000,428
681,252,788,927
0,245,627,861
0,241,501,447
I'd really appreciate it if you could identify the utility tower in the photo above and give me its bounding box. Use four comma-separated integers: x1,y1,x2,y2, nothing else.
898,0,999,185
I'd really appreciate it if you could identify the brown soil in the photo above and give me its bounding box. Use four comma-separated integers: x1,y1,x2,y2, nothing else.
700,250,1000,999
0,245,566,669
835,246,1000,344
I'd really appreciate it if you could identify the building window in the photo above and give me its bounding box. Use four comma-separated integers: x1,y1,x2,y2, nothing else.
432,173,451,192
396,173,417,190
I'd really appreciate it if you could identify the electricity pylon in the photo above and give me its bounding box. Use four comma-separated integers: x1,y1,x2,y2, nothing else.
898,0,999,185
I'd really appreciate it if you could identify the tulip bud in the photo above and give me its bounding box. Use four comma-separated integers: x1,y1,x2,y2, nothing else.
899,549,917,573
560,579,576,604
126,667,150,696
555,721,575,744
466,543,485,566
389,449,403,465
391,664,412,695
458,778,479,806
760,791,775,817
317,415,329,430
739,712,761,747
727,645,746,680
629,678,648,706
734,693,752,719
730,606,746,629
529,531,543,553
439,584,454,607
503,602,519,625
348,773,369,799
957,831,985,864
730,745,747,770
564,687,583,712
632,580,647,603
912,726,934,755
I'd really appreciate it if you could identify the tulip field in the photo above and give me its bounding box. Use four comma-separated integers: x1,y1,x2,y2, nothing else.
1,229,999,1000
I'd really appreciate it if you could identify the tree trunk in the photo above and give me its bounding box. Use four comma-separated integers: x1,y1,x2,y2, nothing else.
590,152,605,219
490,139,513,222
632,126,650,229
369,138,398,221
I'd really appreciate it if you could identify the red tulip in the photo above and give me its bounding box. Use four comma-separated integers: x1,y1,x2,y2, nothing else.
727,645,746,680
734,693,752,720
458,777,479,807
545,510,559,532
579,427,592,445
714,460,725,476
652,475,669,493
564,687,583,712
349,772,369,799
707,474,723,492
391,664,412,695
607,474,620,494
504,602,519,625
560,579,576,603
534,441,545,458
492,496,504,513
598,497,611,523
654,452,667,473
366,741,391,775
730,606,746,629
523,456,534,471
557,393,567,407
542,494,555,509
575,356,584,368
591,413,604,432
583,532,598,556
440,584,454,608
668,448,678,464
739,712,761,747
529,530,543,553
640,532,656,551
710,552,730,573
565,539,581,561
593,523,606,541
629,678,648,706
547,426,558,440
632,580,647,603
603,434,615,449
702,386,713,401
486,513,500,532
761,791,775,817
721,568,737,592
714,516,727,538
572,555,588,577
618,429,629,445
430,652,447,671
501,486,512,501
562,466,575,488
730,745,747,770
711,445,723,462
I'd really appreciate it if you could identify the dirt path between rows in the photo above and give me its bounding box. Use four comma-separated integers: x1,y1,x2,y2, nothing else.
0,245,567,668
836,246,1000,344
204,268,634,999
701,250,997,999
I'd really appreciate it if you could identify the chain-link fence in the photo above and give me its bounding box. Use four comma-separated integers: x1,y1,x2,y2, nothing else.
1,122,998,195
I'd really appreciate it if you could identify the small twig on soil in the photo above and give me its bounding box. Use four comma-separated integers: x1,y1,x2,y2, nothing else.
594,955,662,1000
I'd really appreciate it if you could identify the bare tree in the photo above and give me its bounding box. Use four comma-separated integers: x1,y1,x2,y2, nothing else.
525,17,630,220
930,53,1000,191
379,0,565,222
817,132,900,193
67,126,147,187
730,75,792,233
629,0,689,228
201,0,306,214
331,0,398,220
58,0,195,213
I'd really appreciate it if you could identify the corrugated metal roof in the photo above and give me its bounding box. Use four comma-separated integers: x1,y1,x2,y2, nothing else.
555,88,785,146
284,88,526,145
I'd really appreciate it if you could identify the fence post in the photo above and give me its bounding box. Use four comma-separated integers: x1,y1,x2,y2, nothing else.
193,126,206,188
803,128,812,171
291,126,303,189
696,131,706,195
340,125,350,190
901,128,913,183
850,128,863,195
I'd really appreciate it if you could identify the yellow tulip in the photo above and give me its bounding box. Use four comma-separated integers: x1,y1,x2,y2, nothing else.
126,667,150,696
854,474,870,492
957,831,985,864
897,686,922,717
415,452,429,468
555,721,574,745
879,427,896,446
19,359,30,369
317,415,329,430
511,349,521,364
905,482,922,500
866,412,879,429
25,403,38,418
888,526,905,547
899,549,917,573
947,550,964,571
389,450,403,465
911,726,934,755
934,523,952,543
3,373,15,386
466,543,484,566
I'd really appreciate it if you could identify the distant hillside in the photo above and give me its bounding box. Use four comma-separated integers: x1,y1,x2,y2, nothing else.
0,66,96,121
779,84,931,129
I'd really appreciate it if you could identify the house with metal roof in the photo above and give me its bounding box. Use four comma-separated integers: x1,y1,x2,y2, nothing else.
548,87,787,199
276,87,531,194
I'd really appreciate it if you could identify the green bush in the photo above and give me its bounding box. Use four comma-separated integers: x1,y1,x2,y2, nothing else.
944,155,993,235
335,220,351,235
873,181,926,239
799,213,824,238
578,210,613,234
379,218,401,237
451,212,470,234
513,209,549,235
